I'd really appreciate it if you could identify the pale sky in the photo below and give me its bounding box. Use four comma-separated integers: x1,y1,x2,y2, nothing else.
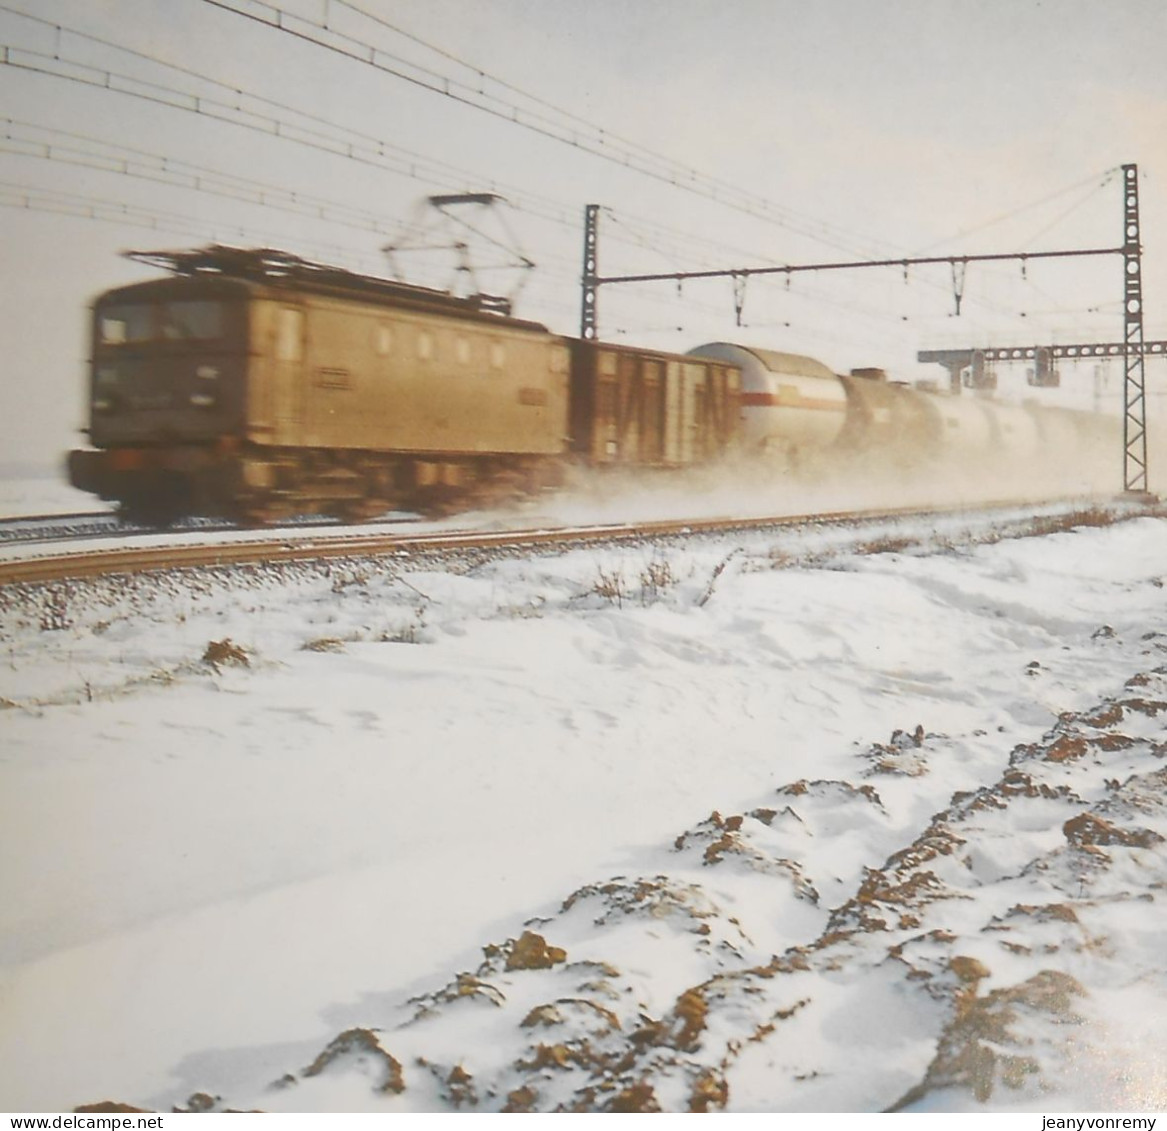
2,0,1165,468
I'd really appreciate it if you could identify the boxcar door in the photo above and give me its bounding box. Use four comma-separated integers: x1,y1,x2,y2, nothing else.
617,352,640,463
641,360,664,464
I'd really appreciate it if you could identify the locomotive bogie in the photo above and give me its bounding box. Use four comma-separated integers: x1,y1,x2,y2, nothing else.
68,441,236,525
226,446,564,522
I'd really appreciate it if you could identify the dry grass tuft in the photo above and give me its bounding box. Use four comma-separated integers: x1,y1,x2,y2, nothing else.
202,638,250,670
590,566,627,607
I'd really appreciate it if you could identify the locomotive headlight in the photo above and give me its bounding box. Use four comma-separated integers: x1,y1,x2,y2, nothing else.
190,392,216,408
196,365,219,380
94,368,118,412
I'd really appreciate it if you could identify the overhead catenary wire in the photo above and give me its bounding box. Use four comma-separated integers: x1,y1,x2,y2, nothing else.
0,170,1018,362
0,179,393,272
0,116,809,315
0,39,982,336
0,118,419,235
0,46,550,215
0,13,825,280
1020,175,1120,248
0,4,600,228
602,206,1059,327
0,118,779,324
596,164,1126,328
0,176,1131,382
910,168,1121,256
0,4,1127,354
905,169,1123,306
235,0,1146,313
0,127,1113,354
198,0,901,260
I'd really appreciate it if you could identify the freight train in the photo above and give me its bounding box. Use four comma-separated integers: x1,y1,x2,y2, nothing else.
67,246,1117,524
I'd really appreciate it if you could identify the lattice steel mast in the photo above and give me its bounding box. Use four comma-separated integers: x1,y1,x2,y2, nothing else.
1121,164,1148,493
919,165,1151,495
580,204,600,340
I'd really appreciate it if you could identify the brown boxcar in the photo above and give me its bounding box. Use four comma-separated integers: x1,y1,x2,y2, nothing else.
568,340,741,468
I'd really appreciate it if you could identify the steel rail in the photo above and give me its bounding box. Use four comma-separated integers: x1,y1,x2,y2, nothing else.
0,510,424,548
1,497,1155,588
0,511,125,546
0,511,112,525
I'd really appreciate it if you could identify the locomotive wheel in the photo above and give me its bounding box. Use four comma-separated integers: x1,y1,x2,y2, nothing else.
237,507,278,528
324,497,391,523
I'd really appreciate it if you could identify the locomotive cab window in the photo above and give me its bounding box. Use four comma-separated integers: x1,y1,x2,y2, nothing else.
99,305,153,344
160,301,224,341
99,301,225,344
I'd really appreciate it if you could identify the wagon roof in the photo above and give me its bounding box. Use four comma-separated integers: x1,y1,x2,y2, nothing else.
737,346,836,380
98,245,551,333
690,342,838,380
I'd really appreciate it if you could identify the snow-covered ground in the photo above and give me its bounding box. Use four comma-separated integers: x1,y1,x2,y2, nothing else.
0,465,100,519
2,496,1166,1113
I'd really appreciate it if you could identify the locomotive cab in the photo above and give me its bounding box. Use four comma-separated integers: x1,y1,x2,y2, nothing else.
70,276,252,522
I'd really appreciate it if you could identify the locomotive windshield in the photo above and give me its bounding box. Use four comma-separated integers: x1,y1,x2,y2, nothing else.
99,300,225,344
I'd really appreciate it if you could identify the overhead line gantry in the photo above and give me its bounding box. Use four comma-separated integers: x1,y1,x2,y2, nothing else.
580,165,1150,494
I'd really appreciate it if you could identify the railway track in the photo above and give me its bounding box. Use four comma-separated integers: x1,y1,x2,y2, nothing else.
0,508,425,547
0,510,126,545
0,509,268,547
1,496,1160,588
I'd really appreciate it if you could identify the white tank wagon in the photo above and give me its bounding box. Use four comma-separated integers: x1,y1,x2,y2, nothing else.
687,343,848,468
688,340,1121,484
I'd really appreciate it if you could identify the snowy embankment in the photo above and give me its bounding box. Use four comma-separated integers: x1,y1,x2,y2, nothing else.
1,505,1166,1112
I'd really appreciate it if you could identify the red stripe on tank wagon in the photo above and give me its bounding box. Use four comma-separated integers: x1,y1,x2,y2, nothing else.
740,392,846,411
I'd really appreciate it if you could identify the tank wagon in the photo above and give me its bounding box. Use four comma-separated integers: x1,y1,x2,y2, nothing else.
67,246,1119,523
687,341,1118,479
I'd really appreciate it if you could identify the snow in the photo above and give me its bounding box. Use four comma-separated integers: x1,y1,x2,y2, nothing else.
2,496,1166,1113
0,466,99,518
